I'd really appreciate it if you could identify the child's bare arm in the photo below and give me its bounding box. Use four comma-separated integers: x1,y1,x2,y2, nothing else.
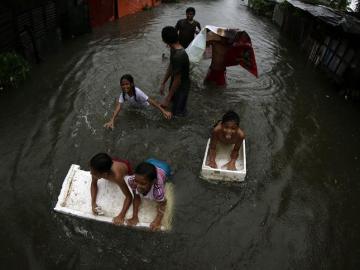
148,98,172,119
113,179,133,225
230,141,241,161
104,101,122,129
208,131,218,168
230,130,245,161
197,22,201,33
90,178,99,214
127,194,141,226
150,200,167,231
226,134,244,170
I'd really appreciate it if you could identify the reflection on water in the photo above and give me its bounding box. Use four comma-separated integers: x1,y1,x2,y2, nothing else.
1,0,360,269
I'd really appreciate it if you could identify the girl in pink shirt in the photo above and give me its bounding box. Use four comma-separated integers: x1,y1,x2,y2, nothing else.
126,159,171,231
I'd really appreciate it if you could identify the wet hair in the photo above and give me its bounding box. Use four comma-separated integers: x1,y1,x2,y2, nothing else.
222,110,240,126
120,74,137,101
90,153,113,173
162,26,178,44
186,7,196,14
135,162,157,183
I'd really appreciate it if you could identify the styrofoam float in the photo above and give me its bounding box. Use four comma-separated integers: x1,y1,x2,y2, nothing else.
54,164,173,230
200,139,246,182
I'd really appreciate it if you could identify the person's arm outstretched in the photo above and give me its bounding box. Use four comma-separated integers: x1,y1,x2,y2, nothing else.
113,176,133,225
126,194,141,226
150,200,167,231
104,100,122,130
148,98,172,119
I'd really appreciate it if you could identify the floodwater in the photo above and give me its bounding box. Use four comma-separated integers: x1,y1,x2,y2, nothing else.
1,0,360,269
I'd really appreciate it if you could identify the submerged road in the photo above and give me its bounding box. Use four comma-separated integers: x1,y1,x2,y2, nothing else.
0,0,360,269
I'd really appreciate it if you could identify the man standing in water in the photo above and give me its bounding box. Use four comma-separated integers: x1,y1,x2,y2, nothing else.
175,7,201,48
160,26,190,116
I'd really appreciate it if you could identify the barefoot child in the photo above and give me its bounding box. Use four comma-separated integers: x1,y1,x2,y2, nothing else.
208,111,245,170
90,153,133,225
104,74,172,129
126,159,171,231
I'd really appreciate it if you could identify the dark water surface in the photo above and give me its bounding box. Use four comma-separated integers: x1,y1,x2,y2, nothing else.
1,0,360,269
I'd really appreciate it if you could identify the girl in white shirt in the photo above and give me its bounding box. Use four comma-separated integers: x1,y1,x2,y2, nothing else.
104,74,172,129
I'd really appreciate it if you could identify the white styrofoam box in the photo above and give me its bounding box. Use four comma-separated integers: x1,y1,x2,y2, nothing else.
200,139,246,182
54,164,173,230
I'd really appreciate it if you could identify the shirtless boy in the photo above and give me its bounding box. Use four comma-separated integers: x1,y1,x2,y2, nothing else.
204,31,229,86
208,111,245,170
90,153,133,225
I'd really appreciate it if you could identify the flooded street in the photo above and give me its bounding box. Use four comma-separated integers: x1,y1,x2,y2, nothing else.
1,0,360,269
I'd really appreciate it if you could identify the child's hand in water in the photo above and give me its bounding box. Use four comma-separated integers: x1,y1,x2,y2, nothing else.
126,216,139,226
92,205,104,216
208,160,217,168
150,220,161,231
112,214,125,225
104,120,114,130
162,110,172,120
225,161,237,171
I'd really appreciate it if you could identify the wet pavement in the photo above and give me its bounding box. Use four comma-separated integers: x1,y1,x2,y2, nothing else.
1,0,360,269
